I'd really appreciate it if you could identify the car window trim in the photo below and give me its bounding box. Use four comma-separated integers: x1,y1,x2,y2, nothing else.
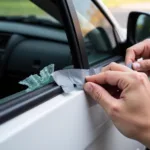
56,0,89,69
0,55,123,124
0,0,121,124
0,83,63,124
93,0,119,44
32,0,89,69
0,0,88,123
65,0,120,66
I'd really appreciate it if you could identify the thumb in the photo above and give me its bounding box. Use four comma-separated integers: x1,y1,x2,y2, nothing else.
84,82,119,113
133,60,150,71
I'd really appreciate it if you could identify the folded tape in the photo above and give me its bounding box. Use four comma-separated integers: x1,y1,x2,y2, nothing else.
51,67,102,93
19,63,133,93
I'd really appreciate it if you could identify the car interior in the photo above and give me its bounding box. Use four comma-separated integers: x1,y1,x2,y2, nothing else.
0,0,117,103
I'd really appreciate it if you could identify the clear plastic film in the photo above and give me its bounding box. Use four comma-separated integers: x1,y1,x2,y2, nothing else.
19,64,54,92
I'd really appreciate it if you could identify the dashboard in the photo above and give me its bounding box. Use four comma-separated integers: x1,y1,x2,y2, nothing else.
0,21,71,98
0,21,71,74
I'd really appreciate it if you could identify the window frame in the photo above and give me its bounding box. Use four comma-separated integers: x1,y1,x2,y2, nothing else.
68,0,120,65
55,0,89,69
0,0,88,124
0,0,120,124
92,0,119,46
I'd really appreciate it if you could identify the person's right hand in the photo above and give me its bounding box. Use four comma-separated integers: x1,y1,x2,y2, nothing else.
84,63,150,148
126,39,150,74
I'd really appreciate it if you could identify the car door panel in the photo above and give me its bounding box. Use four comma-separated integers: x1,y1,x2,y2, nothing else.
0,90,145,150
0,0,146,149
0,57,145,150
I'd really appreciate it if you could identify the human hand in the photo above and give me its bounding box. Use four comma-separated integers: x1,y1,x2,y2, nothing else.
126,39,150,75
84,63,150,148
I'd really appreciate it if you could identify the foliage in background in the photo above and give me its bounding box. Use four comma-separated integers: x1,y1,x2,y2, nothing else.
0,0,150,16
0,0,48,16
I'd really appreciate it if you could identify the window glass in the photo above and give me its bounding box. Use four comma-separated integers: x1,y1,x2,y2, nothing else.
103,0,150,28
72,0,117,66
0,0,72,103
0,0,58,23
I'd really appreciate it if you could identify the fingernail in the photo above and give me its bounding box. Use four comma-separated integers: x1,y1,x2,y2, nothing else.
137,58,143,62
84,83,93,93
85,76,90,79
133,62,141,70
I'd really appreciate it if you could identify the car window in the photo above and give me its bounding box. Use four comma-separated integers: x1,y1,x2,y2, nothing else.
72,0,117,66
103,0,150,28
0,0,72,104
0,0,58,23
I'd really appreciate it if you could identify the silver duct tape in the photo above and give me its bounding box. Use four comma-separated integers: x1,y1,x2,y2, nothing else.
126,63,133,69
19,61,132,94
51,67,102,93
52,63,133,93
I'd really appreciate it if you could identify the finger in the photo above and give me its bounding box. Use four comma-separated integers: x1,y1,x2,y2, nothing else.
125,39,150,65
86,71,130,90
143,71,150,77
101,62,133,72
133,60,150,71
84,82,120,113
147,71,150,77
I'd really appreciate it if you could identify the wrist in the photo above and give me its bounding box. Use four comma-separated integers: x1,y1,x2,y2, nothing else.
139,122,150,148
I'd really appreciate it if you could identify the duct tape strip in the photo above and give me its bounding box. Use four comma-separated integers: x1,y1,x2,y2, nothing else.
52,64,133,93
126,63,133,69
19,62,133,94
51,67,102,93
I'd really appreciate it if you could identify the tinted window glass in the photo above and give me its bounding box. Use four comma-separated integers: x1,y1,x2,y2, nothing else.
0,0,71,103
72,0,116,66
0,0,58,23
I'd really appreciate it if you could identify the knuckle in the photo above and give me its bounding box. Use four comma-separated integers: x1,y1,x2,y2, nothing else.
126,48,130,53
132,72,141,80
93,89,102,101
144,38,150,44
144,39,150,52
110,62,116,67
109,103,120,118
104,70,110,76
139,72,147,84
109,62,117,70
102,62,117,72
104,71,110,80
101,67,106,72
140,72,147,78
142,60,150,69
132,72,147,84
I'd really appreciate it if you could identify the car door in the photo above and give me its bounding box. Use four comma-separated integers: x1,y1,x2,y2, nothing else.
0,0,146,150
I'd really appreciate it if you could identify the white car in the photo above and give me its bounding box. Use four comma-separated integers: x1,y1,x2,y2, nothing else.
0,0,150,149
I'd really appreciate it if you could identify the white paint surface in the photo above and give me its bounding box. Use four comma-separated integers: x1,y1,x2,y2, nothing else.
0,91,145,150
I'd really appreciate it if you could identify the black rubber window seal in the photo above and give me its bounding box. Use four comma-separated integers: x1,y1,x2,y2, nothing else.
0,83,63,124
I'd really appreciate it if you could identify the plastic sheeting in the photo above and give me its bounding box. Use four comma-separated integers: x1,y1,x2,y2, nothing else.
19,64,54,92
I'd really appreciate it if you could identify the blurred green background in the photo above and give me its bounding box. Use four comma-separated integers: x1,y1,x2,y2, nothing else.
0,0,150,28
0,0,149,16
0,0,48,16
